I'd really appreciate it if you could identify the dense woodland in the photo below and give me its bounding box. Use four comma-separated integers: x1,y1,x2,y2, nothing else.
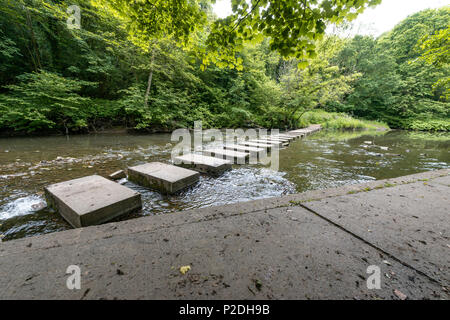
0,0,448,135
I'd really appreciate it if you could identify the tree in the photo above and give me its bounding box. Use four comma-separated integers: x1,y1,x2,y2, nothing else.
417,25,449,99
0,71,95,133
277,36,360,128
333,35,401,124
98,0,381,69
93,0,209,49
333,8,449,130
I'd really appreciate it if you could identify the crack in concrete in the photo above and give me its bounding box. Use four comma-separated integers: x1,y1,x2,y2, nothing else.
298,202,444,287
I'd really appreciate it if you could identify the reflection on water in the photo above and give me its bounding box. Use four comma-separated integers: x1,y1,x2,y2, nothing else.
0,130,449,241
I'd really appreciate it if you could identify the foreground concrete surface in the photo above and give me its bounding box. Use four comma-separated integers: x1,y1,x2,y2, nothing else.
1,170,448,300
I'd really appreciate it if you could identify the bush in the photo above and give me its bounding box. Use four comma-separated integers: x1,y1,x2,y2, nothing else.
407,118,450,131
0,71,95,133
298,110,389,130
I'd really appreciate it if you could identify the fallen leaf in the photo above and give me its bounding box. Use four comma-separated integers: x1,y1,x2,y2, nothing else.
253,279,262,291
382,260,392,266
394,289,407,300
179,265,191,275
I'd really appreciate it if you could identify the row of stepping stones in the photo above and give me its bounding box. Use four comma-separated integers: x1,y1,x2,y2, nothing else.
45,126,321,228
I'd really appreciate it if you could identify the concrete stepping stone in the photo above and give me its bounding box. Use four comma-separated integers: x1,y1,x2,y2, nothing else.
269,135,295,141
259,137,291,144
223,144,266,160
240,141,274,152
276,134,296,140
109,170,126,180
45,175,142,228
203,148,249,164
269,135,292,141
128,162,199,194
287,131,307,137
173,153,232,175
250,139,284,147
289,125,322,136
257,138,290,147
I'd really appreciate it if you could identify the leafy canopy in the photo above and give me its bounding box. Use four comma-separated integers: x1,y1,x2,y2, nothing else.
92,0,208,50
417,22,450,99
98,0,382,68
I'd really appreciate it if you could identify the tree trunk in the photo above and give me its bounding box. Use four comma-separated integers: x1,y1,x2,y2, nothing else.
25,8,41,71
144,49,155,107
63,120,69,136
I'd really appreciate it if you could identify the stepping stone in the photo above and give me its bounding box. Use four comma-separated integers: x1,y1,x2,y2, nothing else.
287,131,306,137
308,124,322,132
289,125,322,136
257,138,290,147
240,141,274,152
109,170,126,180
223,144,266,160
203,148,249,164
45,175,142,228
272,134,296,141
174,153,232,175
259,137,291,144
250,139,284,147
128,162,199,194
272,135,292,141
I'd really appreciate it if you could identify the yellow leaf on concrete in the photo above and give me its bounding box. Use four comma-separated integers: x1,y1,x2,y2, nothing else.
179,265,191,275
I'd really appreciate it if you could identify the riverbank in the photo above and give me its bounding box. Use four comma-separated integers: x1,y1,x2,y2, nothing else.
0,169,448,300
299,110,391,131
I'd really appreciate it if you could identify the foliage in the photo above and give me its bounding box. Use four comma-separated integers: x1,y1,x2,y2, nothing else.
93,0,208,50
277,36,361,128
332,8,449,131
202,0,382,69
298,110,388,131
98,0,381,69
407,119,450,132
417,24,450,99
0,1,448,134
0,71,94,132
418,24,450,67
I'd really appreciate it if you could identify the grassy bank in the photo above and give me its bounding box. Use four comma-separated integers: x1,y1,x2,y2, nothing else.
298,110,390,131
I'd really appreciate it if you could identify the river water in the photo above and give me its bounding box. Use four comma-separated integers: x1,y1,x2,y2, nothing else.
0,130,449,241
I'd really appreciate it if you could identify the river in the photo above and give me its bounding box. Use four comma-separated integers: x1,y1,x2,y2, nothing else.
0,129,449,241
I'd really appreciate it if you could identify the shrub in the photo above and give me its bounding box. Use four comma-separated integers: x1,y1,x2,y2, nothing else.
407,118,450,131
0,71,95,133
298,110,389,130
